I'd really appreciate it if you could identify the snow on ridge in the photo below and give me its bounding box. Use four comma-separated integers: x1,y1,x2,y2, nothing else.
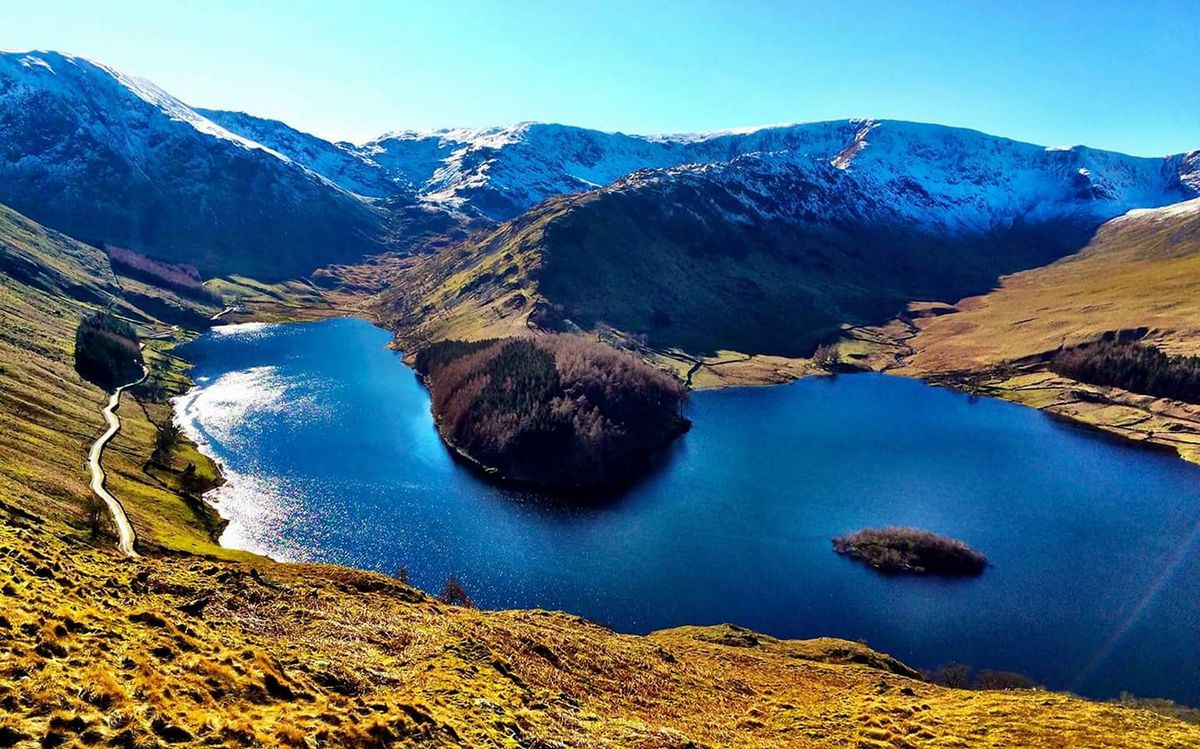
2,50,1194,225
0,50,291,162
355,117,1194,222
0,51,391,203
1122,196,1200,222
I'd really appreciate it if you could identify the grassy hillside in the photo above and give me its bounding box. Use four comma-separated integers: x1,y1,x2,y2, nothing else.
850,198,1200,462
890,200,1200,371
4,509,1199,748
378,160,1104,388
384,166,1096,352
0,203,242,556
3,201,1198,746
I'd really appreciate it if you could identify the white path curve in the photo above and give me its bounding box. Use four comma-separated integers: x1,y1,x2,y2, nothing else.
87,365,148,557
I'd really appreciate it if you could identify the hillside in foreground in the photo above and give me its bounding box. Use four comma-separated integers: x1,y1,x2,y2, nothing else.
6,511,1200,748
3,202,1198,746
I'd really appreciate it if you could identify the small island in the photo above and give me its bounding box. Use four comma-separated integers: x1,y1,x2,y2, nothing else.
414,335,690,491
832,527,987,576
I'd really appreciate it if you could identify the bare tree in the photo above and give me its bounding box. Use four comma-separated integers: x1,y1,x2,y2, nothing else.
438,576,475,608
976,670,1040,691
928,662,973,689
812,343,840,370
86,495,112,539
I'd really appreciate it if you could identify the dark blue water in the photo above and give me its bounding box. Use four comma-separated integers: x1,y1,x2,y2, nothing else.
176,317,1200,704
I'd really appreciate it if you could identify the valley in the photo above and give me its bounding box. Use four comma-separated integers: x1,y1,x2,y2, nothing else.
7,207,1195,746
2,44,1200,747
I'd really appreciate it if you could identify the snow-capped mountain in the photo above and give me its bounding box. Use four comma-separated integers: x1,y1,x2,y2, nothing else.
381,131,1197,357
209,113,1197,225
357,119,1195,223
0,50,387,278
352,121,867,220
195,108,403,200
0,49,1194,283
604,121,1197,235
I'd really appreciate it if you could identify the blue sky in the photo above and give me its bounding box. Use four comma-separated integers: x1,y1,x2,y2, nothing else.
4,0,1197,155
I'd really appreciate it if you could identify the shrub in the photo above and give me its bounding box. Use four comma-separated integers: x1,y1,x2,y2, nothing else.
1113,693,1200,724
975,669,1041,691
85,495,112,540
74,311,143,391
1049,339,1200,403
812,343,840,370
927,662,974,688
152,422,181,465
417,335,690,489
438,576,474,608
180,463,217,497
925,663,1040,691
832,527,987,576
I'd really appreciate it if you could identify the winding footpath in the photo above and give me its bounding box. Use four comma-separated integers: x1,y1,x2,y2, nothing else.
88,365,148,557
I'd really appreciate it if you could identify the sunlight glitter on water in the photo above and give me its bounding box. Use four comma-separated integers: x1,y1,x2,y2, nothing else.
210,322,273,337
175,366,287,445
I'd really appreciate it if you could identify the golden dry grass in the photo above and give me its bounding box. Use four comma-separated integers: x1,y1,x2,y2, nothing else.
0,204,250,557
898,200,1200,373
2,514,1198,749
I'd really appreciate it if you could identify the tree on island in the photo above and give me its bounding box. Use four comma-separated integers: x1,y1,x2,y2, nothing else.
832,527,987,576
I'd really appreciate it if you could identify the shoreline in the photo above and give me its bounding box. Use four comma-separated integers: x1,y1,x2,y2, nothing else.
169,385,234,548
895,364,1200,468
179,308,1200,536
157,314,1200,707
166,313,381,562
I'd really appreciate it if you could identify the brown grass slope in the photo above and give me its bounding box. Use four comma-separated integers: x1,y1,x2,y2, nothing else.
4,512,1199,749
2,202,1198,747
866,198,1200,463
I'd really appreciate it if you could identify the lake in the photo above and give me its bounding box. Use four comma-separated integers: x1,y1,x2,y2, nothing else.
175,317,1200,704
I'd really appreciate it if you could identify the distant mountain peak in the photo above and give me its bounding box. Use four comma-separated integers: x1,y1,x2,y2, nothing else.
0,50,1195,279
0,50,281,157
0,49,389,278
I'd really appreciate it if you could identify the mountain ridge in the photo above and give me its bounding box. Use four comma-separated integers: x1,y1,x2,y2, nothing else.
0,50,389,279
3,49,1195,281
379,133,1197,357
201,108,1199,222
